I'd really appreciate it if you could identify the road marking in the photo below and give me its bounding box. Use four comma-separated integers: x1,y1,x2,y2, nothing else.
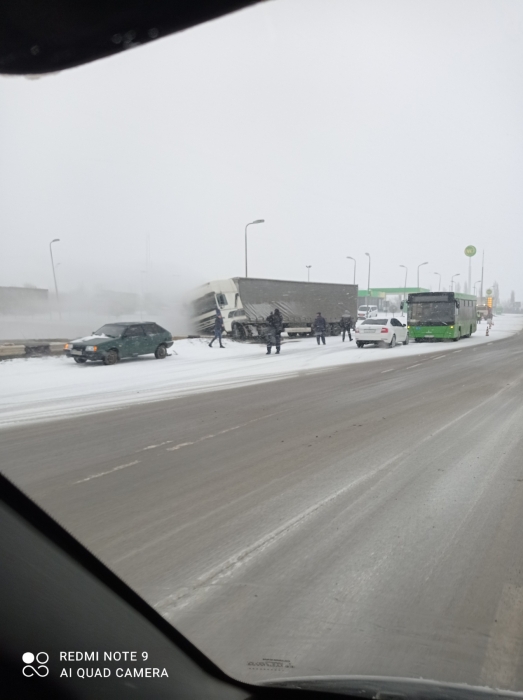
406,363,422,369
381,369,395,373
431,356,444,360
480,584,523,689
74,460,140,484
166,411,282,453
453,350,462,353
142,441,173,451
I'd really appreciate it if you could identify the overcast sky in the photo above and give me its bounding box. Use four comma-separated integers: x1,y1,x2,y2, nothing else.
1,0,523,300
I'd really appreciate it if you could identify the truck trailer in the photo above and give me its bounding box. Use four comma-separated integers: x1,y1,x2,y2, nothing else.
191,277,359,340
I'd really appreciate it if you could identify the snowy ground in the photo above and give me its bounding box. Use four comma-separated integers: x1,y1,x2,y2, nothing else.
1,315,522,429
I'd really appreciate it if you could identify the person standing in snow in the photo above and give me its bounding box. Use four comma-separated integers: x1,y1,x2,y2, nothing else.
209,310,225,348
340,311,353,342
313,312,327,345
266,308,284,355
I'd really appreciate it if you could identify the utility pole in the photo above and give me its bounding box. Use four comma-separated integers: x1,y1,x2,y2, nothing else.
49,238,61,320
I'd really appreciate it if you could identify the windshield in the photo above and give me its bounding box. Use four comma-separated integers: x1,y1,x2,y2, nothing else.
92,324,124,338
2,1,523,697
409,302,456,326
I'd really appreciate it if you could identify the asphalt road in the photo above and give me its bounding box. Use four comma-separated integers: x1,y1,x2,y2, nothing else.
3,333,523,692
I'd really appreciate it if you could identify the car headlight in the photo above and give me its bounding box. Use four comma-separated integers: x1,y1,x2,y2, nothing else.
64,343,71,349
85,345,97,352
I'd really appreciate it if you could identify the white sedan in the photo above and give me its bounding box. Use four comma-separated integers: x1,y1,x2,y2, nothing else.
355,317,409,348
357,304,378,319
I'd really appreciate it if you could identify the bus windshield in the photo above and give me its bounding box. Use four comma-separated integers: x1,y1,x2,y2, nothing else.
409,301,455,326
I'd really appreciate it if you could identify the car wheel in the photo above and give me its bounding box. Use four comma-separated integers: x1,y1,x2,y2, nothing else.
155,344,167,359
389,334,396,348
103,349,119,365
356,341,363,348
73,357,87,364
403,333,409,345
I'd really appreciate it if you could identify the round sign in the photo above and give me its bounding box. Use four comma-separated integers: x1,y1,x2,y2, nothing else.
464,245,477,257
486,288,493,296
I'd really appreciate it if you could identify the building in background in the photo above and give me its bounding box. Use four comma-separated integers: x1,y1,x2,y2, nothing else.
0,286,48,315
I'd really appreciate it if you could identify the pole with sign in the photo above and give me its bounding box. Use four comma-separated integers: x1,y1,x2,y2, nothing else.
464,245,476,295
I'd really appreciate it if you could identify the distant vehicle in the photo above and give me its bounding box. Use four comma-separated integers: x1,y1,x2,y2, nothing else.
403,292,477,342
64,322,173,365
355,317,409,348
357,305,378,319
190,278,358,340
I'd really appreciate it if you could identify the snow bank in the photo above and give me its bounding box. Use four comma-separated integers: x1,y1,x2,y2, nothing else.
1,315,521,428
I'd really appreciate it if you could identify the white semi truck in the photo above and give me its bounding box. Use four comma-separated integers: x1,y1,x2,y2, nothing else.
191,277,358,340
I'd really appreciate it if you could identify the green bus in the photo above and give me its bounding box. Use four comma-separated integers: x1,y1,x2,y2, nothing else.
404,291,477,342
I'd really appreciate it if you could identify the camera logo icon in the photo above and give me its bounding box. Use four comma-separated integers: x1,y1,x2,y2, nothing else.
22,652,49,677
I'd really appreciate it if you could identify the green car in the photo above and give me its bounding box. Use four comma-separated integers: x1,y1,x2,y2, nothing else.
64,322,173,365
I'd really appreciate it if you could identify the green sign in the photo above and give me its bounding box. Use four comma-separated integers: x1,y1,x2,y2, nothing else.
486,288,493,295
464,245,477,257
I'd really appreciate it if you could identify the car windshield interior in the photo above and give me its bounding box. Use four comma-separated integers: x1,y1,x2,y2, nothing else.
1,1,522,697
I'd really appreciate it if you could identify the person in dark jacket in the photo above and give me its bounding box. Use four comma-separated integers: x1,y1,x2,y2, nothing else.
340,311,353,342
313,312,327,345
266,308,283,354
209,310,225,348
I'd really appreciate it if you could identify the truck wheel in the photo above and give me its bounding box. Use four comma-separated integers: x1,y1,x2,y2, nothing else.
155,344,167,359
232,323,246,340
73,357,87,364
103,349,119,365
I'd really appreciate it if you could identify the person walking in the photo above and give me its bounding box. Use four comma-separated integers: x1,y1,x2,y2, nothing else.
208,310,225,348
266,308,283,354
340,310,353,342
313,312,327,345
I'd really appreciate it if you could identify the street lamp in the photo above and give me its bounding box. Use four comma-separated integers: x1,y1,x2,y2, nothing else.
473,279,482,296
450,273,460,291
244,219,265,277
306,265,312,282
399,265,407,316
417,261,428,289
49,238,61,319
346,256,356,285
434,272,441,292
365,252,371,317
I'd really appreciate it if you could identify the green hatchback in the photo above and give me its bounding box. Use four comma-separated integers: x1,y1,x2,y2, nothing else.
64,322,173,365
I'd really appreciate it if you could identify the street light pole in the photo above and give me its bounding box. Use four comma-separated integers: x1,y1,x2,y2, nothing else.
365,252,371,317
306,265,311,282
480,249,484,304
399,265,407,316
49,238,61,320
434,272,441,292
474,279,481,297
417,261,428,289
244,219,265,277
346,256,356,285
451,273,460,291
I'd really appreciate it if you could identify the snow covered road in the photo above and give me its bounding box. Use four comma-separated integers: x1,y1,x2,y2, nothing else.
1,315,522,428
